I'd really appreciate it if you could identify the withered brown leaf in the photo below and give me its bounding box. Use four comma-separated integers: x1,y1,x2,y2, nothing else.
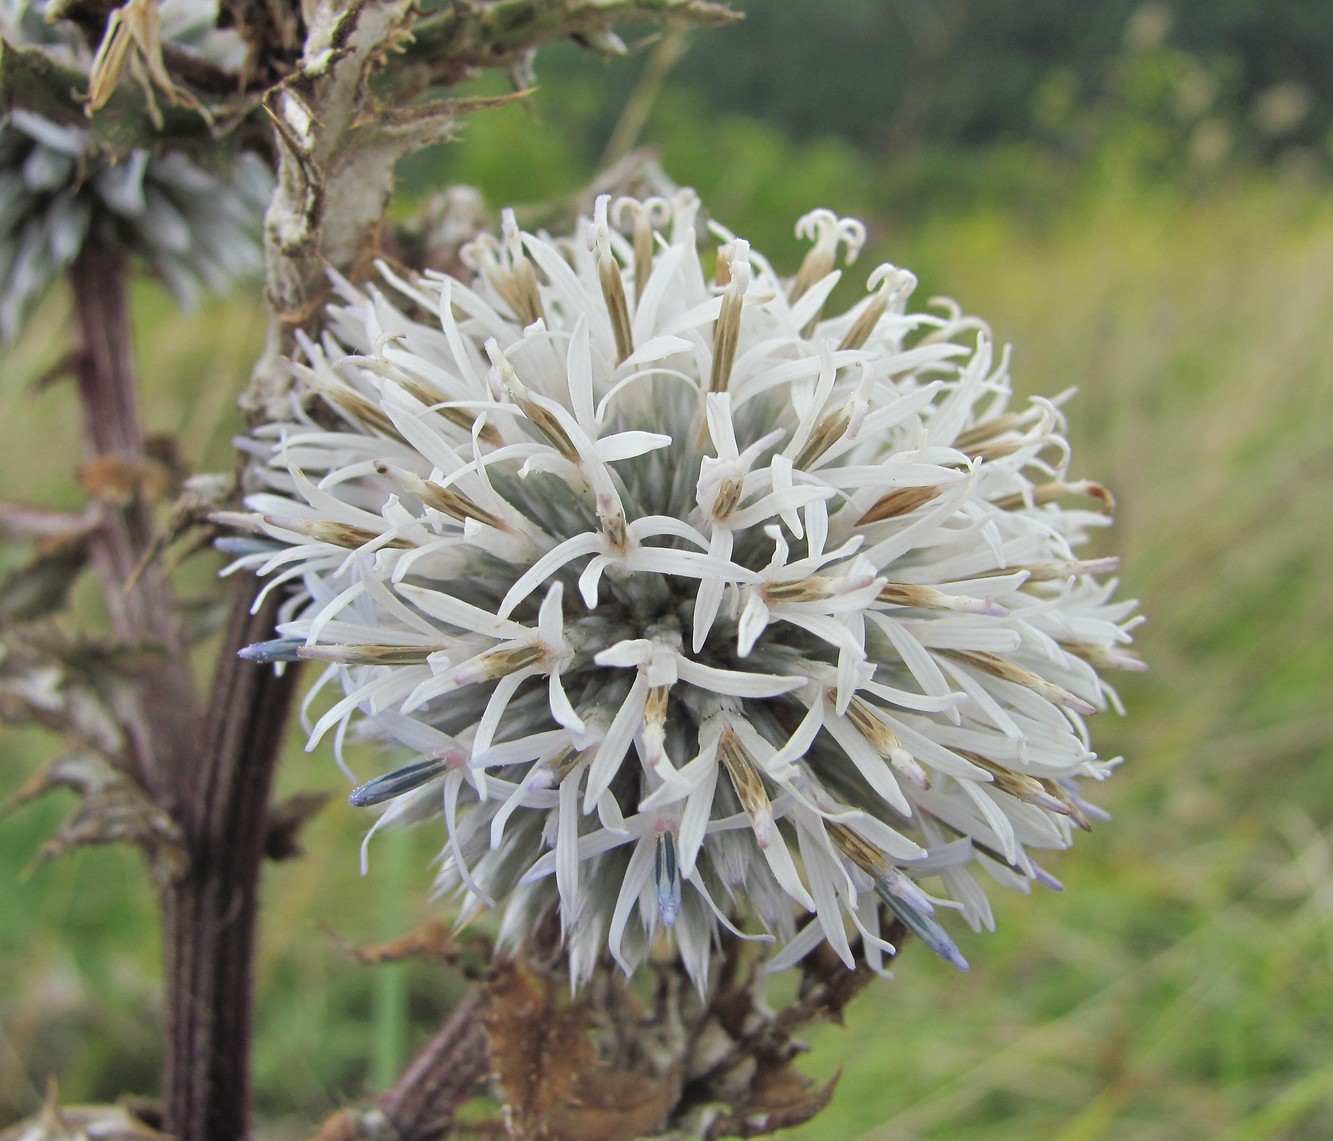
703,1063,839,1140
485,962,678,1141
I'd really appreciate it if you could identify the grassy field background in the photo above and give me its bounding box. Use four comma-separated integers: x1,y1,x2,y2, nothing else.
2,89,1332,1139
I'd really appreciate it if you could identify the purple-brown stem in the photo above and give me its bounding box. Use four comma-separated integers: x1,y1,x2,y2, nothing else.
379,987,492,1141
162,578,299,1141
69,239,300,1141
68,241,200,807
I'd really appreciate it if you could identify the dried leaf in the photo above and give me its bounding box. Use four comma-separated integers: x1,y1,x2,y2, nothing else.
485,962,677,1141
340,919,459,965
264,790,331,860
703,1064,839,1140
76,455,175,506
550,1067,678,1141
304,1107,398,1141
0,1078,169,1140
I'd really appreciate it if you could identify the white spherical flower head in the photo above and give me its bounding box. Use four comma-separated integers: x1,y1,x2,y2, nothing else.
234,192,1142,987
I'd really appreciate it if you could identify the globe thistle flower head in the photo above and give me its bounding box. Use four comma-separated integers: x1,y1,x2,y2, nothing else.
0,0,270,340
234,191,1142,988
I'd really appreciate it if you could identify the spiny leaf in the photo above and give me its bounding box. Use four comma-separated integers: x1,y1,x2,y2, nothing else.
0,533,90,623
264,790,332,861
8,752,187,886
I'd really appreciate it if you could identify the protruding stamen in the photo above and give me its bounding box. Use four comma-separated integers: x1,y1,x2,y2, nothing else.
611,195,667,298
792,406,850,471
457,642,546,686
1041,779,1095,831
642,682,672,766
876,582,1007,616
314,381,399,438
393,376,501,444
374,462,507,530
501,209,544,326
955,412,1025,451
654,828,681,926
261,515,410,551
486,339,579,462
839,264,917,351
827,821,967,969
1059,640,1148,672
790,209,866,305
349,755,454,807
855,485,943,526
296,643,438,666
842,694,930,789
992,480,1115,514
719,728,773,846
1012,556,1120,583
709,239,750,393
238,637,304,664
962,753,1070,814
942,649,1098,715
592,196,634,364
878,885,970,971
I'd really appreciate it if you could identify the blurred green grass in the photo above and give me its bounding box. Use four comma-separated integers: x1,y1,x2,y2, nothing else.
3,103,1332,1138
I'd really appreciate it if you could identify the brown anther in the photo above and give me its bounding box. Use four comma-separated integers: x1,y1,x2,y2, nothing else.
877,583,949,609
1058,640,1146,672
960,752,1064,812
599,255,635,364
955,414,1025,451
792,408,851,471
856,484,943,526
298,643,438,666
845,696,930,788
513,393,579,462
396,376,501,445
826,820,889,877
718,730,773,845
714,243,733,287
475,643,545,680
265,516,412,551
324,387,399,439
764,576,835,604
632,222,654,298
1040,779,1093,831
992,481,1115,514
644,684,670,727
510,259,545,327
544,746,584,782
600,510,629,552
838,295,889,352
374,462,507,531
712,476,744,520
709,290,744,393
941,650,1095,714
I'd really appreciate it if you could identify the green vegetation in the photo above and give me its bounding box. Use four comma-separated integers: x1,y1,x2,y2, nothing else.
4,52,1332,1141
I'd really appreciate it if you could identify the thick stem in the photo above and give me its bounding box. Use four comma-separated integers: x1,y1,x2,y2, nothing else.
162,576,300,1141
378,988,491,1141
68,241,200,806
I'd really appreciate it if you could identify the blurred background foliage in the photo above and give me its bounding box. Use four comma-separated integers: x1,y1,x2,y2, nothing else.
3,1,1332,1137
